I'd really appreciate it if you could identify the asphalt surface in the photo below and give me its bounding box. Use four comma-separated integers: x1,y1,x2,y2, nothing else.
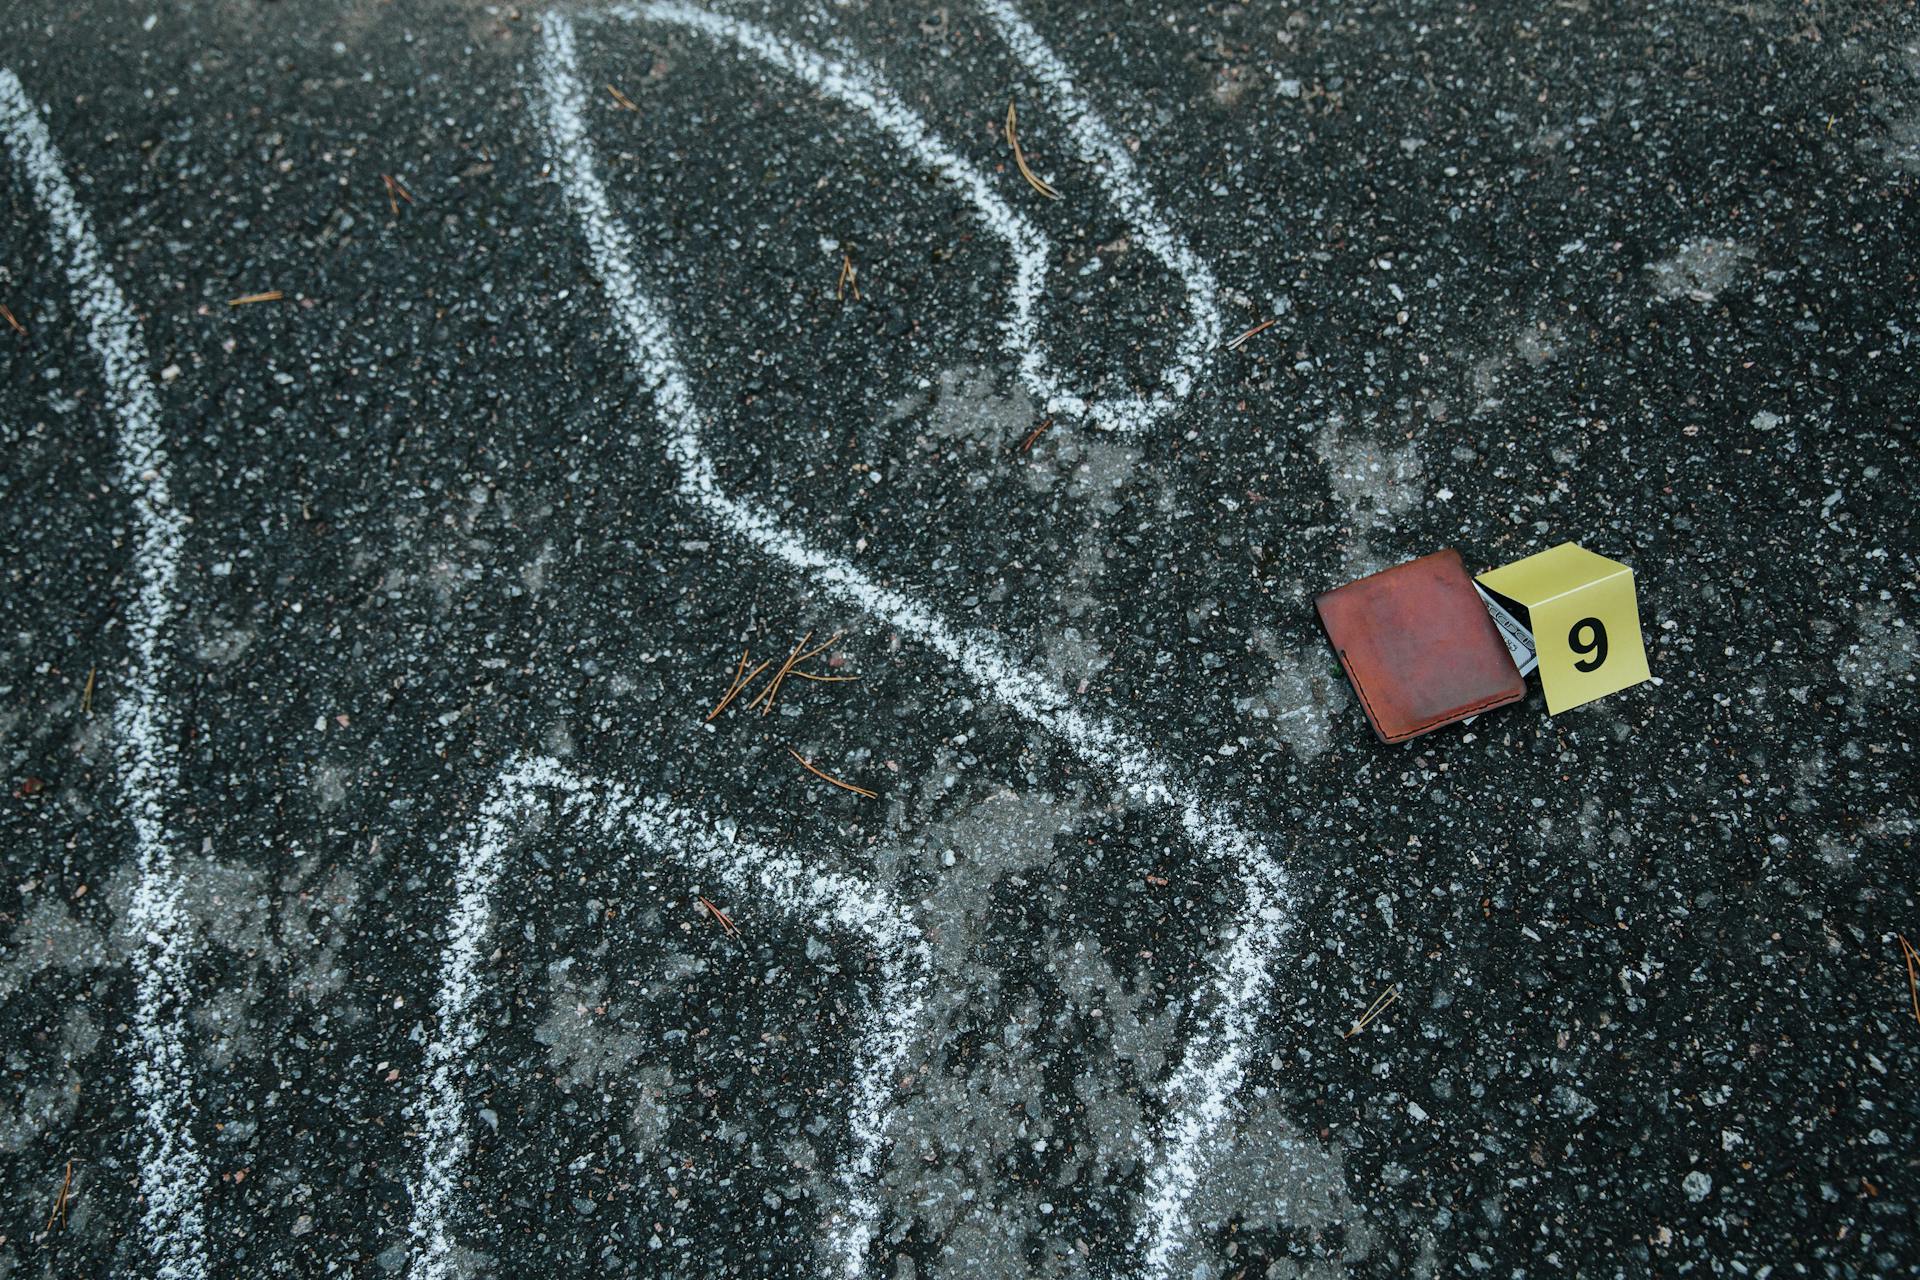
2,1,1917,1277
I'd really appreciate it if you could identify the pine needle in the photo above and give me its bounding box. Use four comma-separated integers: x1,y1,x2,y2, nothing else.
697,895,740,940
750,631,844,716
45,1160,72,1233
749,630,813,717
1900,933,1920,1026
705,650,772,722
227,291,284,306
1006,100,1060,200
1225,317,1278,351
786,747,877,799
381,173,414,216
1341,982,1400,1039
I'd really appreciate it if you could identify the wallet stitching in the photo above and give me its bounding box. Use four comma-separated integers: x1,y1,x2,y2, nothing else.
1338,648,1521,744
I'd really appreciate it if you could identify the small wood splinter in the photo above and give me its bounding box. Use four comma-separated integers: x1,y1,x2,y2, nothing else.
81,667,95,716
227,291,284,307
607,84,639,111
697,895,740,940
1341,982,1400,1040
1019,416,1054,453
1005,100,1060,200
787,747,877,799
0,303,25,335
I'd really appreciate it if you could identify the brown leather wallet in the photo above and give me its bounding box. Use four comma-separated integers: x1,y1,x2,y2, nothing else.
1315,548,1524,744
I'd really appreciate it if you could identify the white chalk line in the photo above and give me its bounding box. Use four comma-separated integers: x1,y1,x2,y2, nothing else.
537,14,1290,1276
0,69,210,1280
602,0,1217,438
404,754,930,1280
974,0,1222,423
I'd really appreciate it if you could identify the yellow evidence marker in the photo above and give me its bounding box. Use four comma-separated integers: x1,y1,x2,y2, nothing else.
1475,542,1651,715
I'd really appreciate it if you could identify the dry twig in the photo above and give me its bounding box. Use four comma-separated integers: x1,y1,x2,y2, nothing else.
1005,100,1060,200
787,747,877,799
607,84,639,111
1341,982,1400,1040
81,667,95,716
227,291,284,307
1019,416,1054,452
0,303,24,335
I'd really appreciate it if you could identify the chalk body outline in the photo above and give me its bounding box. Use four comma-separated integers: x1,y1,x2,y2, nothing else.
530,11,1291,1276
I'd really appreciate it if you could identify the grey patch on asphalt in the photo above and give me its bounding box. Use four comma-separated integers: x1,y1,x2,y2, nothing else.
1053,538,1109,623
628,1063,675,1154
535,961,649,1089
1513,322,1568,370
1789,745,1829,814
520,538,556,597
1187,1093,1374,1277
1040,626,1110,693
1311,419,1423,576
1053,936,1178,1088
191,614,257,666
0,1006,98,1153
875,1015,1064,1270
0,894,111,997
311,761,350,809
278,865,362,1003
917,366,1035,449
1470,320,1569,415
1835,600,1914,707
894,785,1089,991
1035,435,1142,518
1645,238,1756,302
1239,629,1349,762
871,787,1109,1268
159,855,274,959
543,717,578,759
1862,44,1920,171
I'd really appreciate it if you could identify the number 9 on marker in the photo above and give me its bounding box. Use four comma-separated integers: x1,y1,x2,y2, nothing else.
1476,543,1651,715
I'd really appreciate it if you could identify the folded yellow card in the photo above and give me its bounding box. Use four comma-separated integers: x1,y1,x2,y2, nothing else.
1476,543,1650,715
